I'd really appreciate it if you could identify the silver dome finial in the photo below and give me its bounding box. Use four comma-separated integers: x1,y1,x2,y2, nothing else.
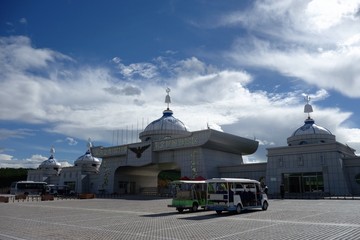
87,138,92,149
50,146,55,156
303,94,313,118
165,87,171,110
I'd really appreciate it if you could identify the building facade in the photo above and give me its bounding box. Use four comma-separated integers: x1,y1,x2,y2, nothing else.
219,99,360,197
28,89,259,195
28,92,360,197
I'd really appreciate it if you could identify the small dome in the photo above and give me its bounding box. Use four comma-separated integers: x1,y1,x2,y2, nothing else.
292,118,332,136
39,147,62,172
74,139,100,173
288,118,335,146
75,149,100,164
39,156,62,169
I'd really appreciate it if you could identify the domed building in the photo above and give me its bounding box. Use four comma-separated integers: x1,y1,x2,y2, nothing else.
27,147,62,184
91,88,258,195
28,139,102,194
140,88,190,142
218,96,360,197
27,91,360,197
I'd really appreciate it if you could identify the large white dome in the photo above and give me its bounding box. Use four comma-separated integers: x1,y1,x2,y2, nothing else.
139,109,189,141
139,88,190,141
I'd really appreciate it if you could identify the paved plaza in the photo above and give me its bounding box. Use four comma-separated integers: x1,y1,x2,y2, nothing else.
0,197,360,240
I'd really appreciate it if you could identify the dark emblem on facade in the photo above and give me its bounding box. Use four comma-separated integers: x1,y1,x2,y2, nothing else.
129,145,150,158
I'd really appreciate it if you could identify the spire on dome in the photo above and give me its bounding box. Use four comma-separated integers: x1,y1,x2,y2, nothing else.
303,95,313,118
165,87,171,110
50,146,55,157
87,138,93,150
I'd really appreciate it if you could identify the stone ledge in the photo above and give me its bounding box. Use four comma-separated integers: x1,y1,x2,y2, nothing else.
79,193,96,199
0,196,9,203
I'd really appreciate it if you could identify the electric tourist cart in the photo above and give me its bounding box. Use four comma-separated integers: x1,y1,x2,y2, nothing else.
206,178,269,214
167,179,207,213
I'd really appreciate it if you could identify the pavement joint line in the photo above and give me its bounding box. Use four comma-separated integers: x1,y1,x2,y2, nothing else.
138,213,252,235
2,199,360,239
7,203,154,215
0,233,28,240
228,216,360,228
211,221,282,240
2,215,170,240
327,228,359,240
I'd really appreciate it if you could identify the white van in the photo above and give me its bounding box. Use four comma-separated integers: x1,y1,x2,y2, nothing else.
206,178,269,214
10,181,48,196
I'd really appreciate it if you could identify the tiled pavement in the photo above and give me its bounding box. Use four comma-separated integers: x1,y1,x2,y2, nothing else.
0,197,359,239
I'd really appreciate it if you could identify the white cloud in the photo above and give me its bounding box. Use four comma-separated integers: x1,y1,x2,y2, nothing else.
112,58,158,79
227,37,360,97
19,18,27,25
0,154,46,168
65,137,78,146
0,36,72,74
219,0,360,97
305,0,359,31
0,35,359,167
0,153,13,161
0,128,34,140
0,152,73,168
60,161,73,167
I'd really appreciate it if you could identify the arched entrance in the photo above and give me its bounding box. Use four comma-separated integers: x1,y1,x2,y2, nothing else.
114,163,179,195
158,170,181,196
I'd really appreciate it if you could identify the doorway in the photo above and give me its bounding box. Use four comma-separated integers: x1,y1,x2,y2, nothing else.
283,172,324,193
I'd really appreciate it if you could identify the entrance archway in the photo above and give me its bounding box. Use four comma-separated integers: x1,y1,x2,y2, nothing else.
114,163,180,195
158,170,180,196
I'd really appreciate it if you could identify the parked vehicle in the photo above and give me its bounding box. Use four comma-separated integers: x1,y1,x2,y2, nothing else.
47,184,72,196
206,178,269,214
10,181,48,196
168,180,207,213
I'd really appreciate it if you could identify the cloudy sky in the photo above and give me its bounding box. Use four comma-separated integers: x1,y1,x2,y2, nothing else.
1,0,360,168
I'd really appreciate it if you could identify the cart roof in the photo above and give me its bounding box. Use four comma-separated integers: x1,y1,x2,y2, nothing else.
171,180,206,184
205,178,260,184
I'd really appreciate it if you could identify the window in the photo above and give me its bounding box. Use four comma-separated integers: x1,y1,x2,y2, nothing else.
320,155,325,165
298,156,304,166
355,174,360,185
278,158,283,167
283,172,324,193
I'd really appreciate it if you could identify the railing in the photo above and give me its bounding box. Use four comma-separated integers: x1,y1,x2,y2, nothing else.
140,187,158,196
268,192,360,200
0,194,79,203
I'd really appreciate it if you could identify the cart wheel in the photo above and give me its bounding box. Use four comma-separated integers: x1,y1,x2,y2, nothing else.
191,203,198,212
216,210,222,214
236,204,242,214
262,201,268,211
177,208,184,213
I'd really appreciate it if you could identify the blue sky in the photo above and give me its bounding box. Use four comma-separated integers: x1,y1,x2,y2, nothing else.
1,0,360,168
